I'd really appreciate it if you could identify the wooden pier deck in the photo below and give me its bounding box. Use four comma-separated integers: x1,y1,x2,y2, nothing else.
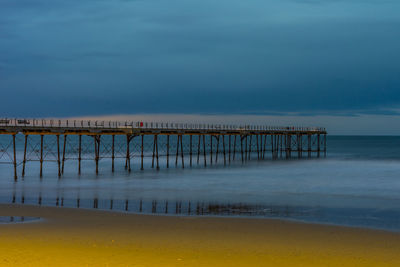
0,119,327,180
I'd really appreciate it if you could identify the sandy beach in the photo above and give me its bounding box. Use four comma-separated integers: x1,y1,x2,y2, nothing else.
0,204,399,266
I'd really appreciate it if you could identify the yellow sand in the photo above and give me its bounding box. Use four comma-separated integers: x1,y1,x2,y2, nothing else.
0,204,399,267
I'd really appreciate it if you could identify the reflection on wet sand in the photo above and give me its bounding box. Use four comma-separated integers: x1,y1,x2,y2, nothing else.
0,216,40,224
10,192,316,218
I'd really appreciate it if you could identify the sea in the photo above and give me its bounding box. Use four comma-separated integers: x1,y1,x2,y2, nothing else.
1,135,400,232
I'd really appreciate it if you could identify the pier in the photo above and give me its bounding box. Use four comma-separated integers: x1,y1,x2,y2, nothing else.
0,119,327,180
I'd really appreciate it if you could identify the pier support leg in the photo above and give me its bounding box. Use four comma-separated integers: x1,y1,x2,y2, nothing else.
62,135,67,174
245,136,248,161
175,135,179,167
324,134,327,157
263,135,267,159
285,135,288,159
210,135,213,165
275,135,279,159
180,135,184,168
240,136,244,163
40,134,44,177
256,134,260,160
111,135,115,172
197,135,201,165
57,135,61,177
271,134,275,159
228,135,231,163
95,135,101,174
141,135,144,170
166,135,169,168
233,135,237,160
125,135,130,172
156,135,160,170
13,134,17,181
152,135,156,168
189,135,192,167
308,134,311,158
203,135,206,167
78,135,82,174
222,135,226,165
298,135,301,158
317,134,321,158
215,136,219,163
22,134,28,177
248,135,252,160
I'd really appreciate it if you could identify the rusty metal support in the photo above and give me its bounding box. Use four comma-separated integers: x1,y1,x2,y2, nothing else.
111,135,115,172
95,135,101,174
152,135,156,168
190,135,192,167
272,135,275,159
203,135,206,167
263,135,267,159
141,135,144,170
210,135,213,165
78,135,82,174
215,136,220,163
180,135,184,168
228,135,231,163
240,136,244,163
13,134,17,181
156,135,160,170
175,135,179,167
277,135,280,159
57,135,61,177
166,135,169,168
62,135,67,174
233,135,237,160
285,134,288,159
22,134,28,177
248,135,252,160
222,135,226,165
256,134,260,160
125,135,130,172
245,135,248,160
197,135,201,164
40,134,44,177
298,135,301,158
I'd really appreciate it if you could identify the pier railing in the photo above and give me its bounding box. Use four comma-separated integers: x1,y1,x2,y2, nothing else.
0,118,325,132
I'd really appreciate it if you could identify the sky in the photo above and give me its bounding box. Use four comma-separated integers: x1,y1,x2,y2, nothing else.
1,0,400,134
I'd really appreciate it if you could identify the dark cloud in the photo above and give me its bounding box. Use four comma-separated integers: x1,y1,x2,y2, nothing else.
0,0,400,117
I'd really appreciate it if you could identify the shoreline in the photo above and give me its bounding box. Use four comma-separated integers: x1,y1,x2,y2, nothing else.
1,204,400,266
2,201,400,234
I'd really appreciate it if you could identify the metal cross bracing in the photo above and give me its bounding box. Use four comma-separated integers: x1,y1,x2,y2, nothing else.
0,119,327,180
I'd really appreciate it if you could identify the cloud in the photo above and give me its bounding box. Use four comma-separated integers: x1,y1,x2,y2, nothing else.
0,0,400,123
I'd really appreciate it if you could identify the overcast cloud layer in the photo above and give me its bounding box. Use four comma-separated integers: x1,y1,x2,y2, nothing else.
1,0,400,118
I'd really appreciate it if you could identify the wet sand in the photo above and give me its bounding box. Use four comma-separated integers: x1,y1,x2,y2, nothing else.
0,204,399,266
